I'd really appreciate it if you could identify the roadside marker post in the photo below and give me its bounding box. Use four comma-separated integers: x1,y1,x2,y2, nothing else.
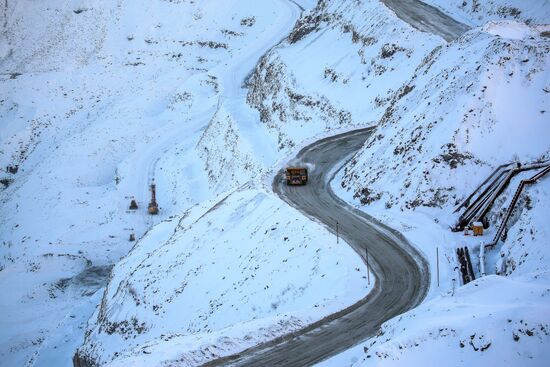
366,248,370,286
336,221,339,244
436,246,440,287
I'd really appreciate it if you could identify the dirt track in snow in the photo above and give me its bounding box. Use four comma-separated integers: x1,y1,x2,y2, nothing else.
204,128,430,366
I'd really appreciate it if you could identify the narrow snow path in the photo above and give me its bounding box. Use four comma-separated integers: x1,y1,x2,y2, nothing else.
217,0,302,166
117,0,302,233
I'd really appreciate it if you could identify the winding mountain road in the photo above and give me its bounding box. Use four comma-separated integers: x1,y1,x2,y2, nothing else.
72,0,470,365
205,1,471,366
205,129,429,366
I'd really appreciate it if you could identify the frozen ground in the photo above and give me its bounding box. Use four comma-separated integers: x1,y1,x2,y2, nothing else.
2,0,549,366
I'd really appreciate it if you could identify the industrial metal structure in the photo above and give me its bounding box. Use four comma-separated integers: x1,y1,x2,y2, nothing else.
148,182,159,215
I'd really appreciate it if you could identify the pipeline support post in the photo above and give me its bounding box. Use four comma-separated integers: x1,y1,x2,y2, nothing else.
479,241,486,277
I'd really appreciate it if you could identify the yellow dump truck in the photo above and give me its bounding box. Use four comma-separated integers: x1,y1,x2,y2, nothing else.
285,167,308,185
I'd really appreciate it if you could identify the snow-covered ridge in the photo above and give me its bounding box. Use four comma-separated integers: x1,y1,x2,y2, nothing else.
483,21,550,39
195,103,262,193
339,21,549,211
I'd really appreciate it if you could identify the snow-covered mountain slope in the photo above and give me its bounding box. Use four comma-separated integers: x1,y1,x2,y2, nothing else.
245,12,550,366
195,104,263,194
0,0,323,365
322,177,550,367
423,0,550,26
2,0,549,365
246,0,443,150
76,186,368,366
69,2,449,365
353,272,550,366
318,17,550,367
339,22,549,212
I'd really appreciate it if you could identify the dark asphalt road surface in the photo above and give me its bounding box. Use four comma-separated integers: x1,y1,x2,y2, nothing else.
381,0,470,42
204,128,430,366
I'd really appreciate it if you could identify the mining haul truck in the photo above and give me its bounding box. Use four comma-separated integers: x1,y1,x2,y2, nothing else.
286,167,308,185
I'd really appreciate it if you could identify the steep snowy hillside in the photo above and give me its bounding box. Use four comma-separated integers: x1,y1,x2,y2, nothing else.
76,187,368,366
339,22,549,213
324,178,550,367
246,0,442,150
320,18,550,367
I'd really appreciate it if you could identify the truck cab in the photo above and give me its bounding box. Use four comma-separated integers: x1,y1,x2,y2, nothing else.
285,167,308,185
